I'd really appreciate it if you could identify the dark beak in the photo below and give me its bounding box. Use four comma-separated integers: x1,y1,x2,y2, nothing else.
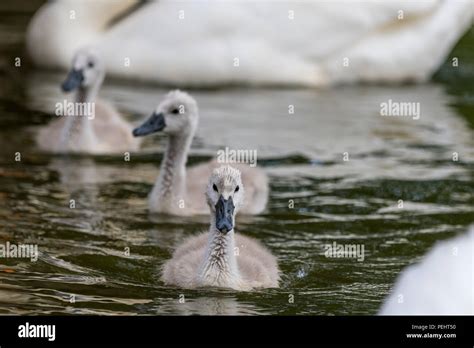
215,196,235,234
132,112,166,137
61,69,84,92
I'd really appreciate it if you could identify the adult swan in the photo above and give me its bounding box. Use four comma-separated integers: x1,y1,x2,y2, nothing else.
27,0,473,87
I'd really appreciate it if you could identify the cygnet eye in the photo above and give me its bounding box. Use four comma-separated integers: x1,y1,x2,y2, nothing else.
87,61,94,68
212,184,218,192
235,186,239,192
171,108,180,114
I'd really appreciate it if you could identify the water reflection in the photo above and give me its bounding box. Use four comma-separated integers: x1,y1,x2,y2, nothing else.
157,295,261,315
27,71,472,163
0,70,471,315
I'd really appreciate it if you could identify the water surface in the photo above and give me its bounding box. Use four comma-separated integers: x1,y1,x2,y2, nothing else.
0,5,473,315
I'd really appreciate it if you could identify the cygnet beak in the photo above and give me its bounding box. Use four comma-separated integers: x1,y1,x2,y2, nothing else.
133,112,166,137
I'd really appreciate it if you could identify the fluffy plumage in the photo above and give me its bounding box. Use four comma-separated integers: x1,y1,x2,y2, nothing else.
36,48,140,154
161,166,279,291
134,90,268,215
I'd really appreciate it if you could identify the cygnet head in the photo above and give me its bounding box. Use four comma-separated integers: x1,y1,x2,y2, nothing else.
61,47,105,93
206,166,245,234
133,90,198,138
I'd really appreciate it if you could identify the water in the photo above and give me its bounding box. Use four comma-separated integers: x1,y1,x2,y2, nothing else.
0,4,473,315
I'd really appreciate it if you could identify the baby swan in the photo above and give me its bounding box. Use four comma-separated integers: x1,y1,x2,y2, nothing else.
36,47,140,154
162,166,279,290
133,90,268,215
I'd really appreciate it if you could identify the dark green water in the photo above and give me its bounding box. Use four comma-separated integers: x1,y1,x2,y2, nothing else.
0,4,473,315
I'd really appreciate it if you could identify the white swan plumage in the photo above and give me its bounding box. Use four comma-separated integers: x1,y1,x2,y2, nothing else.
379,226,474,315
26,0,473,86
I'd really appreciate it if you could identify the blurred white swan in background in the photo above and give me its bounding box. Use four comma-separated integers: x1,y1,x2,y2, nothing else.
26,0,473,87
379,226,474,315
